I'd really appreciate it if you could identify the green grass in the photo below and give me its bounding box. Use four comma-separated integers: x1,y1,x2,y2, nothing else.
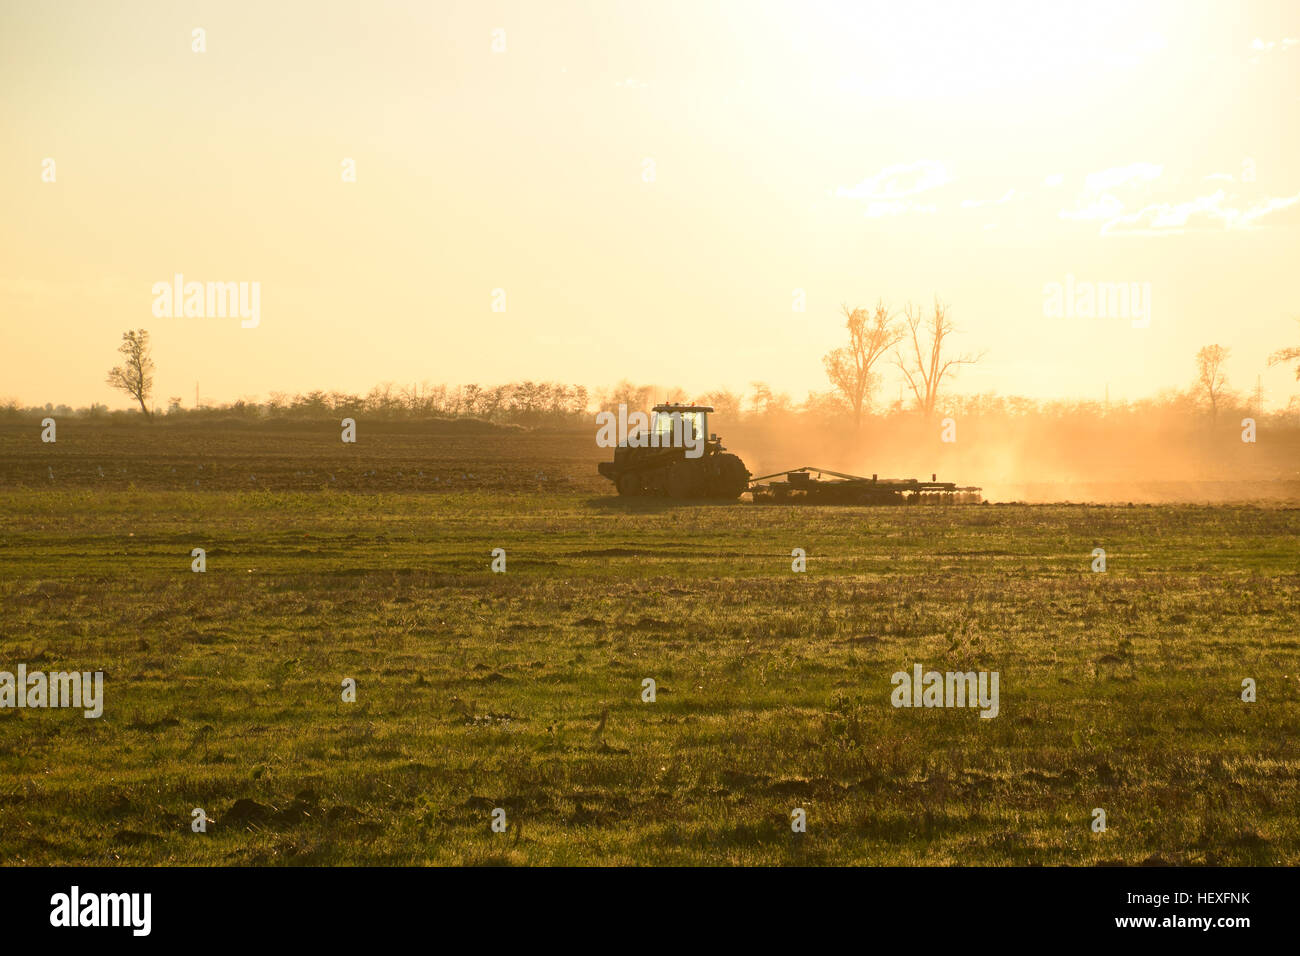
1,490,1298,865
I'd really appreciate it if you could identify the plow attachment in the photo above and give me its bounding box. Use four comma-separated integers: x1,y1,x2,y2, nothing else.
748,466,982,505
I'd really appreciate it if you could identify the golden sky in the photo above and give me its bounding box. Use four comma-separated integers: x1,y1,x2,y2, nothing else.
3,0,1299,409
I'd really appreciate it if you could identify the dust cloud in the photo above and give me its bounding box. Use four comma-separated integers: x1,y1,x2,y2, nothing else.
724,410,1300,504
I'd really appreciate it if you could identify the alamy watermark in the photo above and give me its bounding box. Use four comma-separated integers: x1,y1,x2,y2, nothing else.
1043,274,1151,329
152,274,260,328
0,666,104,718
50,886,150,936
891,663,999,718
594,405,704,458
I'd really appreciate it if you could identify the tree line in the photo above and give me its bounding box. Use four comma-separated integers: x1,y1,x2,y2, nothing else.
8,376,1297,428
3,315,1296,427
819,300,1300,427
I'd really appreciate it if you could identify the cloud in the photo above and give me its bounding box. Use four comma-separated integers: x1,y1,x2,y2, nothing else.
1101,190,1227,233
1055,160,1300,234
1058,162,1163,221
1251,37,1298,52
1248,36,1297,63
1100,190,1300,234
835,160,952,216
1239,191,1300,226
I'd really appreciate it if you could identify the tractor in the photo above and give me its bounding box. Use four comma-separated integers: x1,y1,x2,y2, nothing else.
598,404,751,499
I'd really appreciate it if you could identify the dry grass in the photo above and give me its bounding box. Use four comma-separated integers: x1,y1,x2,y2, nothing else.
1,480,1297,864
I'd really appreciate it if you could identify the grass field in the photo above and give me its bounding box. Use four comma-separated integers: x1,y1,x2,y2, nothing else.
1,424,1298,865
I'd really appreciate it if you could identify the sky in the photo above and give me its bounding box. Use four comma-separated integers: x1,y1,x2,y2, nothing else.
3,0,1299,410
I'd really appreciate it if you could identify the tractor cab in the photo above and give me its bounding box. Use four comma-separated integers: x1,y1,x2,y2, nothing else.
651,404,711,449
599,403,749,498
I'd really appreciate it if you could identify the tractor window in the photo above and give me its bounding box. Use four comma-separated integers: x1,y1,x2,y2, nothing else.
653,413,676,443
651,411,707,446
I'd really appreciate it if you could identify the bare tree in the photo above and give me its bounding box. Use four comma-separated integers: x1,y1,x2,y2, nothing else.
105,329,154,416
1268,316,1300,381
459,383,482,416
1194,344,1230,422
747,381,794,418
695,388,742,420
401,381,435,416
893,300,983,418
822,302,902,429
